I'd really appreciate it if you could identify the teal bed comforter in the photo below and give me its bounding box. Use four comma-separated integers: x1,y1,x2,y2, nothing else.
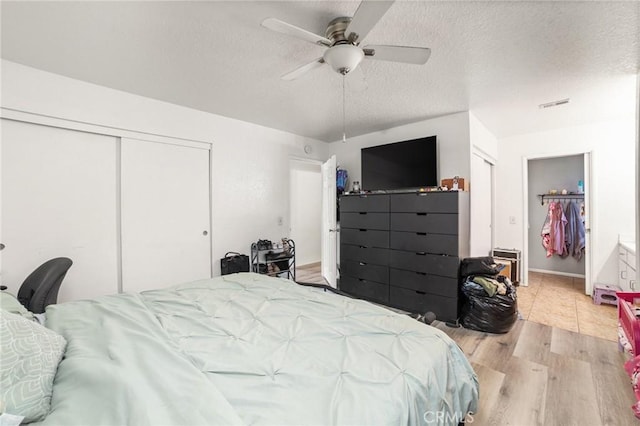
37,273,478,425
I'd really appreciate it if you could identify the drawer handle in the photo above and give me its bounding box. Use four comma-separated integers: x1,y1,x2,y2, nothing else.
415,290,426,295
359,245,368,249
358,278,366,282
416,272,427,276
415,252,427,256
416,212,427,216
359,229,368,232
359,212,367,215
416,232,427,236
359,262,367,266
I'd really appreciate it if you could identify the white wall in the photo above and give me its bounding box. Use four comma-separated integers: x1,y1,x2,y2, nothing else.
495,118,636,286
289,160,322,266
469,112,498,161
1,60,329,275
328,112,471,188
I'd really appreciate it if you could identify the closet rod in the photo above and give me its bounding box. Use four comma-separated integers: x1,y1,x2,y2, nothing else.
537,193,584,205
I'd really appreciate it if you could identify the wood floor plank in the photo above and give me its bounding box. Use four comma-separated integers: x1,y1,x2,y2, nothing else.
513,320,553,366
488,357,548,426
544,353,601,426
465,320,524,374
592,359,638,426
435,322,486,358
437,320,525,374
469,362,505,426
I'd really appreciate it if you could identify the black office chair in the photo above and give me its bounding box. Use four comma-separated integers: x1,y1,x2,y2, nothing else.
17,257,73,314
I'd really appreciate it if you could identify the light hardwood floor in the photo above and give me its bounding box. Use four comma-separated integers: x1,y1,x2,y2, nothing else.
295,264,636,425
296,262,328,285
435,320,635,425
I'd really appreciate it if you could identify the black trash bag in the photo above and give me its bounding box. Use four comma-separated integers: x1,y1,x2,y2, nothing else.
459,256,504,278
460,277,518,334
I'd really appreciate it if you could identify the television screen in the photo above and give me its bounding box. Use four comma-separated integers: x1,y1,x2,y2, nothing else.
361,136,437,191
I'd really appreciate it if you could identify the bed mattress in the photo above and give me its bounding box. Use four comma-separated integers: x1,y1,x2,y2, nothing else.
36,273,478,425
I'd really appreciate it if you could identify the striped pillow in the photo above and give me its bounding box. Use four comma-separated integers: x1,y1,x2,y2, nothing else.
0,310,66,422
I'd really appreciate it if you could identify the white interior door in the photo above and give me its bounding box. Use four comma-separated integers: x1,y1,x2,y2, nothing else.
1,119,119,302
321,155,337,287
121,138,211,293
583,152,593,295
470,153,494,256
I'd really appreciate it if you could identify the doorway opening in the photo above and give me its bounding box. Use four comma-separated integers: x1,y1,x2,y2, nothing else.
519,151,616,341
289,158,322,271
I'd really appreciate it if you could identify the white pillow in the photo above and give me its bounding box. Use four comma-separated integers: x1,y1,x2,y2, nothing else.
0,310,66,422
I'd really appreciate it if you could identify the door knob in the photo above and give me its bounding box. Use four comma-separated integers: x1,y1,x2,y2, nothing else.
0,243,5,251
202,231,208,236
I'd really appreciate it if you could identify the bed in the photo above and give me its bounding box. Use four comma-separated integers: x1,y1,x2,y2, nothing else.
3,272,478,425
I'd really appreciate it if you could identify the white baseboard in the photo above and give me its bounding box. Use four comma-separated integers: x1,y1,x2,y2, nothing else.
528,268,586,279
297,261,321,269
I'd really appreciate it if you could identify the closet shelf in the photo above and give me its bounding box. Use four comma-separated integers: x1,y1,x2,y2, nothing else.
537,193,584,205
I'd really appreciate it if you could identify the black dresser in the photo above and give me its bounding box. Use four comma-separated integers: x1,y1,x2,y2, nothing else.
339,191,470,323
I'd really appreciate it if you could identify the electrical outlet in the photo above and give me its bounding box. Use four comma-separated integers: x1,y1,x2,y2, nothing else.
509,216,516,225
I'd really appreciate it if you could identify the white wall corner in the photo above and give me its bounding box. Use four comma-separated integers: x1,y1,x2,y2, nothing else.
469,111,498,163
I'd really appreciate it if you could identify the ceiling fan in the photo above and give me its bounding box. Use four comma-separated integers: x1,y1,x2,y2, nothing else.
262,0,431,81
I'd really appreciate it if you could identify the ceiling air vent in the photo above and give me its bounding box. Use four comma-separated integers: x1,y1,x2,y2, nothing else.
539,98,570,109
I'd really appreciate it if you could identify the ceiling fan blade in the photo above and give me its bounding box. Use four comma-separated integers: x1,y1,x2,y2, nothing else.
346,0,395,45
364,45,431,64
262,18,331,47
282,58,325,81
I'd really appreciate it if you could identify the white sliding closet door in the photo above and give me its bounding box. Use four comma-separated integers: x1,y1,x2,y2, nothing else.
120,138,211,293
1,119,119,302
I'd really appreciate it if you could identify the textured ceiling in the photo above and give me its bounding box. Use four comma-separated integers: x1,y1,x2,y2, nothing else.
1,1,639,142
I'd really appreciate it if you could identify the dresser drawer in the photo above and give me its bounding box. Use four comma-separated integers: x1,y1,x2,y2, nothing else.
340,212,389,230
340,194,389,212
390,192,459,213
390,231,459,256
341,259,389,284
390,213,458,235
389,268,458,298
389,250,459,278
340,276,389,304
389,286,458,321
340,245,388,266
340,228,389,248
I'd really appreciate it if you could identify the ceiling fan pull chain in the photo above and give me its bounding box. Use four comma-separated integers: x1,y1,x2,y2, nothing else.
342,74,347,143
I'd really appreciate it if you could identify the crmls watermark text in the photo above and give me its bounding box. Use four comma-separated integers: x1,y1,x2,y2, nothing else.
423,411,474,424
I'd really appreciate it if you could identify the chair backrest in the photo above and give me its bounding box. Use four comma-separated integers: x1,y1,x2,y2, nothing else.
17,257,73,314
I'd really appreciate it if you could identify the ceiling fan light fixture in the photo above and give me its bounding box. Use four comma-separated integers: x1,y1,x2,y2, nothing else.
323,44,364,75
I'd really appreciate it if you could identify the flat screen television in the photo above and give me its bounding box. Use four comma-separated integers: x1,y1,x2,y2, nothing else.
361,136,437,191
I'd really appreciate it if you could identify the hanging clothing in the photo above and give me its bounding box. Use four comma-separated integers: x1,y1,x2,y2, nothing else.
551,201,569,257
541,201,568,258
541,207,553,257
565,201,586,260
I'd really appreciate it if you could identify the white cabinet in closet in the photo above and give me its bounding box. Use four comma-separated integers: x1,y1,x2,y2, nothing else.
619,243,637,291
1,119,120,302
120,138,212,293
